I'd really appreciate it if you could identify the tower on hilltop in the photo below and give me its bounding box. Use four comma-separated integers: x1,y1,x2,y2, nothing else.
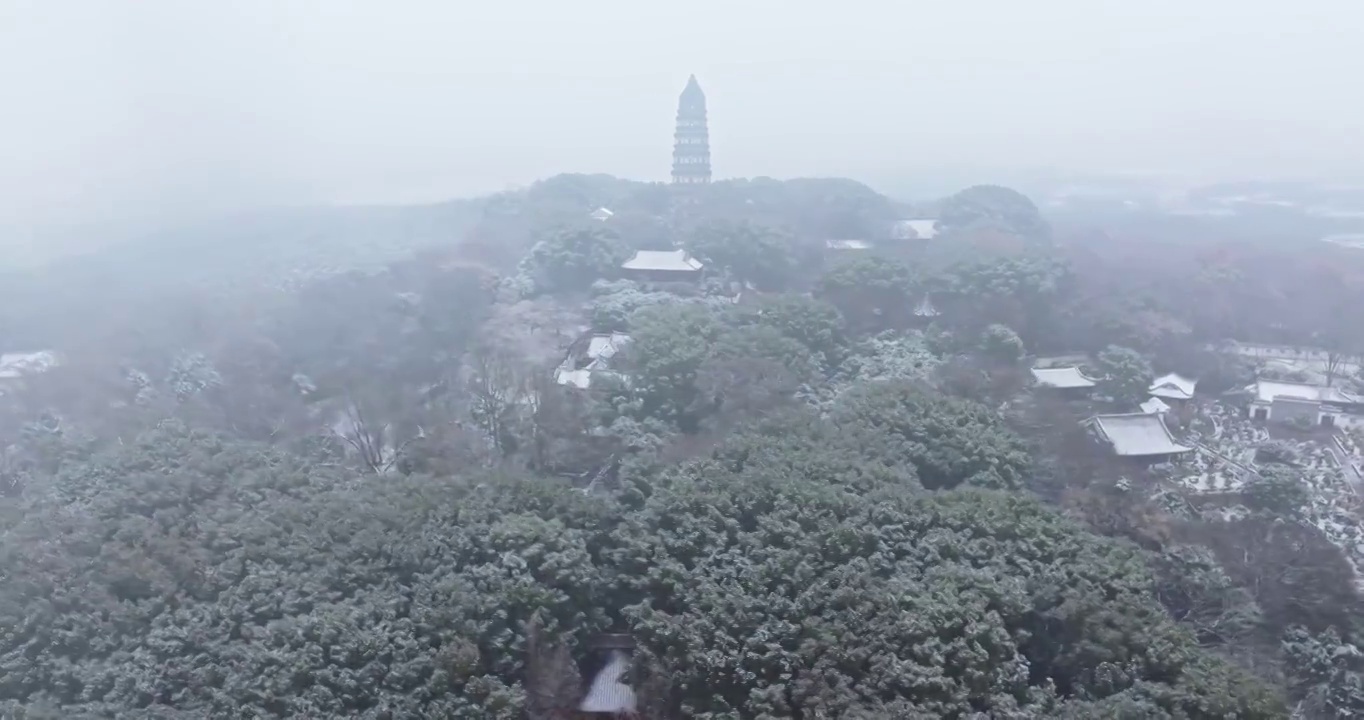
671,75,711,184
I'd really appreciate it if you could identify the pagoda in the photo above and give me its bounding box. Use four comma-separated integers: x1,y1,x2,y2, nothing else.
671,75,711,184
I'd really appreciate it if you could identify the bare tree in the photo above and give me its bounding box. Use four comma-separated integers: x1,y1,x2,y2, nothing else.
466,346,531,457
1323,348,1352,388
336,396,420,475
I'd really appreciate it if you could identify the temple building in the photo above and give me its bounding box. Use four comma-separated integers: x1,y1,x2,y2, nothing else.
1083,413,1193,465
671,75,712,184
621,249,704,282
1030,366,1098,398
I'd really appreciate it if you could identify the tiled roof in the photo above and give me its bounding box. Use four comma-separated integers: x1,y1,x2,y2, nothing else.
1031,366,1097,389
1149,373,1197,400
1086,413,1192,456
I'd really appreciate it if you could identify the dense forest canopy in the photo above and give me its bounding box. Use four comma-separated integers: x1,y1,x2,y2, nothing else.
4,172,1364,717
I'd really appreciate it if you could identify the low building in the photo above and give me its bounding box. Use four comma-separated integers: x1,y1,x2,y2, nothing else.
1149,373,1197,402
1241,379,1361,425
1083,412,1193,464
1031,366,1098,397
890,218,939,241
588,207,614,221
620,249,703,282
555,332,631,390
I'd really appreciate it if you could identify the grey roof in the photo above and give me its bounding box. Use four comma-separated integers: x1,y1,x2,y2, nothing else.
1086,413,1192,457
621,249,703,272
1149,373,1197,400
1031,366,1097,389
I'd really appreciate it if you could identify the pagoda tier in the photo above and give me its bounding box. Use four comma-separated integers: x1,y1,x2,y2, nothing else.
671,75,712,184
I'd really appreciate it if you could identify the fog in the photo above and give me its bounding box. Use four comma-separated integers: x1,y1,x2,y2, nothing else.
4,0,1364,243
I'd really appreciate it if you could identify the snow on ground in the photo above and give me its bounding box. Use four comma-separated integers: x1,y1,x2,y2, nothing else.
1172,400,1364,570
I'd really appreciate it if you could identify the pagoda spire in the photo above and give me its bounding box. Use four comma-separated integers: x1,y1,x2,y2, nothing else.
671,74,711,184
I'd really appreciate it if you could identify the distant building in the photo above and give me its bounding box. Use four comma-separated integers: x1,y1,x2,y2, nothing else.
1240,379,1361,425
1148,373,1197,402
620,249,704,282
1031,366,1098,394
671,75,711,184
1083,412,1193,464
891,218,939,241
825,239,872,251
588,207,614,222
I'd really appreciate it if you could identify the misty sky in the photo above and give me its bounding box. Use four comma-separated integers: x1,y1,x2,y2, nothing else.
3,0,1363,235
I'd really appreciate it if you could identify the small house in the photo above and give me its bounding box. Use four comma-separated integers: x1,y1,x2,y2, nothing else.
1083,412,1193,464
588,207,614,222
620,249,704,282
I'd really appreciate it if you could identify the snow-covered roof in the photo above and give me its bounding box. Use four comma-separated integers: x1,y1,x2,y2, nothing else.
892,218,939,240
1246,380,1359,405
586,332,631,362
621,249,703,272
1031,366,1097,389
588,207,614,221
1140,396,1171,415
1149,372,1197,400
826,239,872,250
555,368,593,389
1086,413,1193,457
0,350,61,379
580,649,636,714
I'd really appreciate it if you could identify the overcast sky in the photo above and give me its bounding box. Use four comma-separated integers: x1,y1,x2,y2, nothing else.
3,0,1363,237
